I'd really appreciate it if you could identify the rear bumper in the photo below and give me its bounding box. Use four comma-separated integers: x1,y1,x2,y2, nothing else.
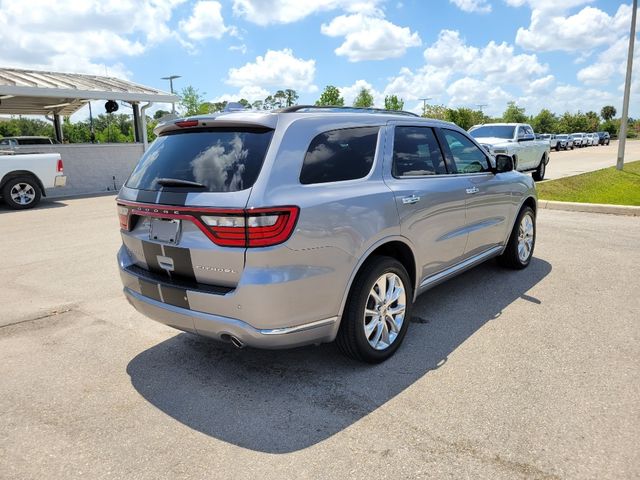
54,175,67,187
123,286,337,348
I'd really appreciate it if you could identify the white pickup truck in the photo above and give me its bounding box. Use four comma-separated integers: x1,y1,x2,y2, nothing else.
0,151,67,209
469,123,550,181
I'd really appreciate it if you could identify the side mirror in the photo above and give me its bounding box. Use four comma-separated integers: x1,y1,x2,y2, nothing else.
494,154,514,173
518,133,535,142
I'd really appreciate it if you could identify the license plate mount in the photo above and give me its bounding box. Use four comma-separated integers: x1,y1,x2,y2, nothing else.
149,218,181,244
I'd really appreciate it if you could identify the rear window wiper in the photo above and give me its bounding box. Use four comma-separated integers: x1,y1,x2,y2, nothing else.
156,178,208,189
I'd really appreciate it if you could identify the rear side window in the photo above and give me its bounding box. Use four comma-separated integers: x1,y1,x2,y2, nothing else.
393,126,446,177
300,127,379,185
126,128,274,192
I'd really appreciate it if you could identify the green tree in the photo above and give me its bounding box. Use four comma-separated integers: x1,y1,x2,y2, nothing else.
557,111,589,133
444,107,473,130
502,102,527,123
422,104,448,120
353,87,374,108
585,111,600,132
384,95,404,111
251,100,264,110
530,109,559,134
153,110,170,120
315,85,344,106
0,117,54,138
179,85,207,116
601,105,616,121
273,90,287,109
284,89,298,107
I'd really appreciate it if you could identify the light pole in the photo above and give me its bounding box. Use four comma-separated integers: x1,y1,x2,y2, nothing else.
161,75,181,114
616,0,637,171
419,97,432,117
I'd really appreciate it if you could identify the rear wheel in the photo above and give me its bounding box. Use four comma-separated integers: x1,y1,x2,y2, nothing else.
498,206,535,269
2,176,42,209
336,256,412,363
532,156,546,181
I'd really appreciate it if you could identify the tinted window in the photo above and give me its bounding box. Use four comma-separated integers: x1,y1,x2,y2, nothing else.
17,138,52,145
469,125,515,139
126,128,274,192
300,127,378,184
442,129,491,174
393,126,446,177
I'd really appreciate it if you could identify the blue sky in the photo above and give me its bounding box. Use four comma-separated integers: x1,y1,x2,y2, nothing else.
0,0,637,118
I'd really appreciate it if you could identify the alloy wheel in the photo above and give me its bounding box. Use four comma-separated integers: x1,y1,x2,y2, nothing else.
363,273,406,350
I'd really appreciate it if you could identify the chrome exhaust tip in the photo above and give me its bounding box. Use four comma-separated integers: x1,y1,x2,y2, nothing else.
230,336,244,349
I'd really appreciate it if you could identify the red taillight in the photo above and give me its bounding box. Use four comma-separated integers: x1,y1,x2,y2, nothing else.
245,207,299,247
175,120,199,128
116,202,299,248
201,207,299,247
117,204,130,230
56,158,64,172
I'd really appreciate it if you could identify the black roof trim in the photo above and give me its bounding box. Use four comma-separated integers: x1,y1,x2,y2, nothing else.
277,105,420,117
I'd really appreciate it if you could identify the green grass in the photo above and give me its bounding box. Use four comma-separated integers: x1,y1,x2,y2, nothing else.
537,160,640,206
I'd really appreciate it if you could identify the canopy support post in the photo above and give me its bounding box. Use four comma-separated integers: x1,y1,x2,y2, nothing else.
53,114,63,143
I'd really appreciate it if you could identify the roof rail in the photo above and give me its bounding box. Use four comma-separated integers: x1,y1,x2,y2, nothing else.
277,105,420,117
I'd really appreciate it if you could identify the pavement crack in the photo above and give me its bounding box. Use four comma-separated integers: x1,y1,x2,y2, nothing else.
0,307,75,329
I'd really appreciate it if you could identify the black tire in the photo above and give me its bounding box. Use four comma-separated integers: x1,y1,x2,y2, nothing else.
532,156,546,181
498,206,536,270
1,176,42,210
336,256,413,363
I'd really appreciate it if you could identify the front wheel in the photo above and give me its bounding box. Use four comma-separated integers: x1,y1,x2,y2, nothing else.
336,256,413,363
2,176,42,209
498,206,536,269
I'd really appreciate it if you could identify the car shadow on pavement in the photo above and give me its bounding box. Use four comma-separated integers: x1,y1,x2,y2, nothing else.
0,199,68,213
127,257,551,454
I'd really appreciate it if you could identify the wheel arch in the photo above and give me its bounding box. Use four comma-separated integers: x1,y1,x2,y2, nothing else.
0,170,46,197
501,195,537,255
337,237,418,319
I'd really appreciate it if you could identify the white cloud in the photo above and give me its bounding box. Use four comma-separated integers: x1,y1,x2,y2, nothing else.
179,1,231,41
211,86,271,104
526,74,556,94
0,0,185,76
321,11,421,62
514,3,633,52
517,83,617,116
577,34,639,88
231,0,383,26
423,30,547,82
226,48,316,91
384,65,451,101
446,78,511,115
449,0,491,14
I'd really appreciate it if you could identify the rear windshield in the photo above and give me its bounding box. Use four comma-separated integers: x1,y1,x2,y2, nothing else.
469,126,515,139
126,128,274,192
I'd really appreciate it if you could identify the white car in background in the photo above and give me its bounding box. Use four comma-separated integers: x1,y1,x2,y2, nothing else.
572,133,587,147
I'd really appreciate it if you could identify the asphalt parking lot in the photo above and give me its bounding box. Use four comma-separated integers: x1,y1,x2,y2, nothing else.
1,196,639,479
545,140,640,180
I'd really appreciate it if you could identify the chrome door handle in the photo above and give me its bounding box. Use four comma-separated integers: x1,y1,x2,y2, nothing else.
465,187,479,194
402,194,421,204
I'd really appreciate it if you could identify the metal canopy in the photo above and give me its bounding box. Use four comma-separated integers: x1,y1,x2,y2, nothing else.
0,68,178,116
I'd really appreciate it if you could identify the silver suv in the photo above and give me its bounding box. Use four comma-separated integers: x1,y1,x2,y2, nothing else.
117,106,537,363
